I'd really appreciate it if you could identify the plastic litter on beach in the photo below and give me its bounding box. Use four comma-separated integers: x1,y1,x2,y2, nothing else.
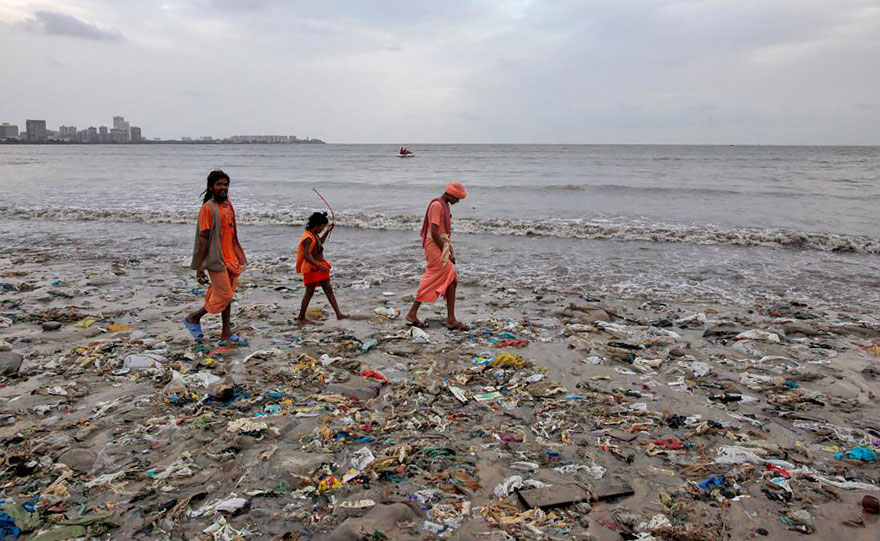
1,255,878,540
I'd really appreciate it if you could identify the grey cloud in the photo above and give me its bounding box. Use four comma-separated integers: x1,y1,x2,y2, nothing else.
4,0,877,143
23,11,122,42
208,0,275,12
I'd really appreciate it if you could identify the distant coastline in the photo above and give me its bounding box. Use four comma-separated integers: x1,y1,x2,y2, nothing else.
0,138,326,145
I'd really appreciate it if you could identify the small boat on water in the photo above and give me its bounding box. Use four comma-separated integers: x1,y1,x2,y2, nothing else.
397,152,416,158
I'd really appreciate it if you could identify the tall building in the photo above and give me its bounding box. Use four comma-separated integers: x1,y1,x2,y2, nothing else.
0,123,18,139
59,125,77,141
77,127,99,143
25,120,47,142
130,126,142,143
98,126,109,143
109,128,128,143
112,115,131,142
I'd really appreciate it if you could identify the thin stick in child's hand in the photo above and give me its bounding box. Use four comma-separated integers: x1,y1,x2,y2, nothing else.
313,188,335,223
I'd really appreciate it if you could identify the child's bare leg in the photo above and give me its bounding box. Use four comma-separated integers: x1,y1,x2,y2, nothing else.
298,284,317,323
321,280,348,320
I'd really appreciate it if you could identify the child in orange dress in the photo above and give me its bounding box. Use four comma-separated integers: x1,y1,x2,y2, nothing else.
296,212,348,324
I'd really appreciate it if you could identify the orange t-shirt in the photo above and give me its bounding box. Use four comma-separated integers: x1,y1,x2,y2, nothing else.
296,230,316,274
199,201,241,274
296,230,329,273
423,200,449,247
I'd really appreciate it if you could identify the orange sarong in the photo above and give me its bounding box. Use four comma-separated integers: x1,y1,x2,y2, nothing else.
415,241,456,303
204,268,239,314
303,261,332,285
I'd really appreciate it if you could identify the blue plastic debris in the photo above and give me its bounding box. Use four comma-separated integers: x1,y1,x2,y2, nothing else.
0,511,20,538
834,447,878,462
21,497,37,513
699,476,725,490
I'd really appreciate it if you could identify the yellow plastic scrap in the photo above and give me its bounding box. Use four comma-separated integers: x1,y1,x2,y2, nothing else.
306,307,328,320
317,476,342,493
75,317,98,328
295,355,317,371
489,352,528,368
259,445,279,461
295,405,324,414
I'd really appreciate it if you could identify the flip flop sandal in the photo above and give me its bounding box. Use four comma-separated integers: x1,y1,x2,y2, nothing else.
219,333,249,347
183,317,203,340
405,319,428,329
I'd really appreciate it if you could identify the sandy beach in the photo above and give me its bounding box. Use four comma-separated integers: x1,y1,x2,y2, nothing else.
1,222,878,540
4,0,879,534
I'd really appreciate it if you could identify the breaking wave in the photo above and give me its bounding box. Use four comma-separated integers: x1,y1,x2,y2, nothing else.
2,205,878,254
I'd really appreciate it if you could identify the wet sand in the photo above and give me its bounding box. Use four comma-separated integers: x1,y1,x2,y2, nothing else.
1,244,879,539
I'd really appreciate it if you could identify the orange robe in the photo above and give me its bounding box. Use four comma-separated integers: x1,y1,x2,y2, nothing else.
415,200,456,303
198,201,242,313
296,230,332,285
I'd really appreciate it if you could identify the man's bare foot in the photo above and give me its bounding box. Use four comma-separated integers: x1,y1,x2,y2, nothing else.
405,315,427,328
336,313,350,320
446,320,469,331
296,318,315,326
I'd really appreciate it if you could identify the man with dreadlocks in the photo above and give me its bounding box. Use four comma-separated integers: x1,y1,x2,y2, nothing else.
183,169,249,345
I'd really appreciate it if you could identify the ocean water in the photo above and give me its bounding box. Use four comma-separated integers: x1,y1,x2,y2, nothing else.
1,144,878,312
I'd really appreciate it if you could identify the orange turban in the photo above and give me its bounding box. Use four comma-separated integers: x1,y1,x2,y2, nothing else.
445,182,467,200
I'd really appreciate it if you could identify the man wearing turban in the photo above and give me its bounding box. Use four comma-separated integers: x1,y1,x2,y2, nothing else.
405,182,469,330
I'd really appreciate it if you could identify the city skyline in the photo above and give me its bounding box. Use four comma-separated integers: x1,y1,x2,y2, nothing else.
0,114,325,143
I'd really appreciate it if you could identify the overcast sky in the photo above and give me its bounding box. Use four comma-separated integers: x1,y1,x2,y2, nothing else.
1,0,878,144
